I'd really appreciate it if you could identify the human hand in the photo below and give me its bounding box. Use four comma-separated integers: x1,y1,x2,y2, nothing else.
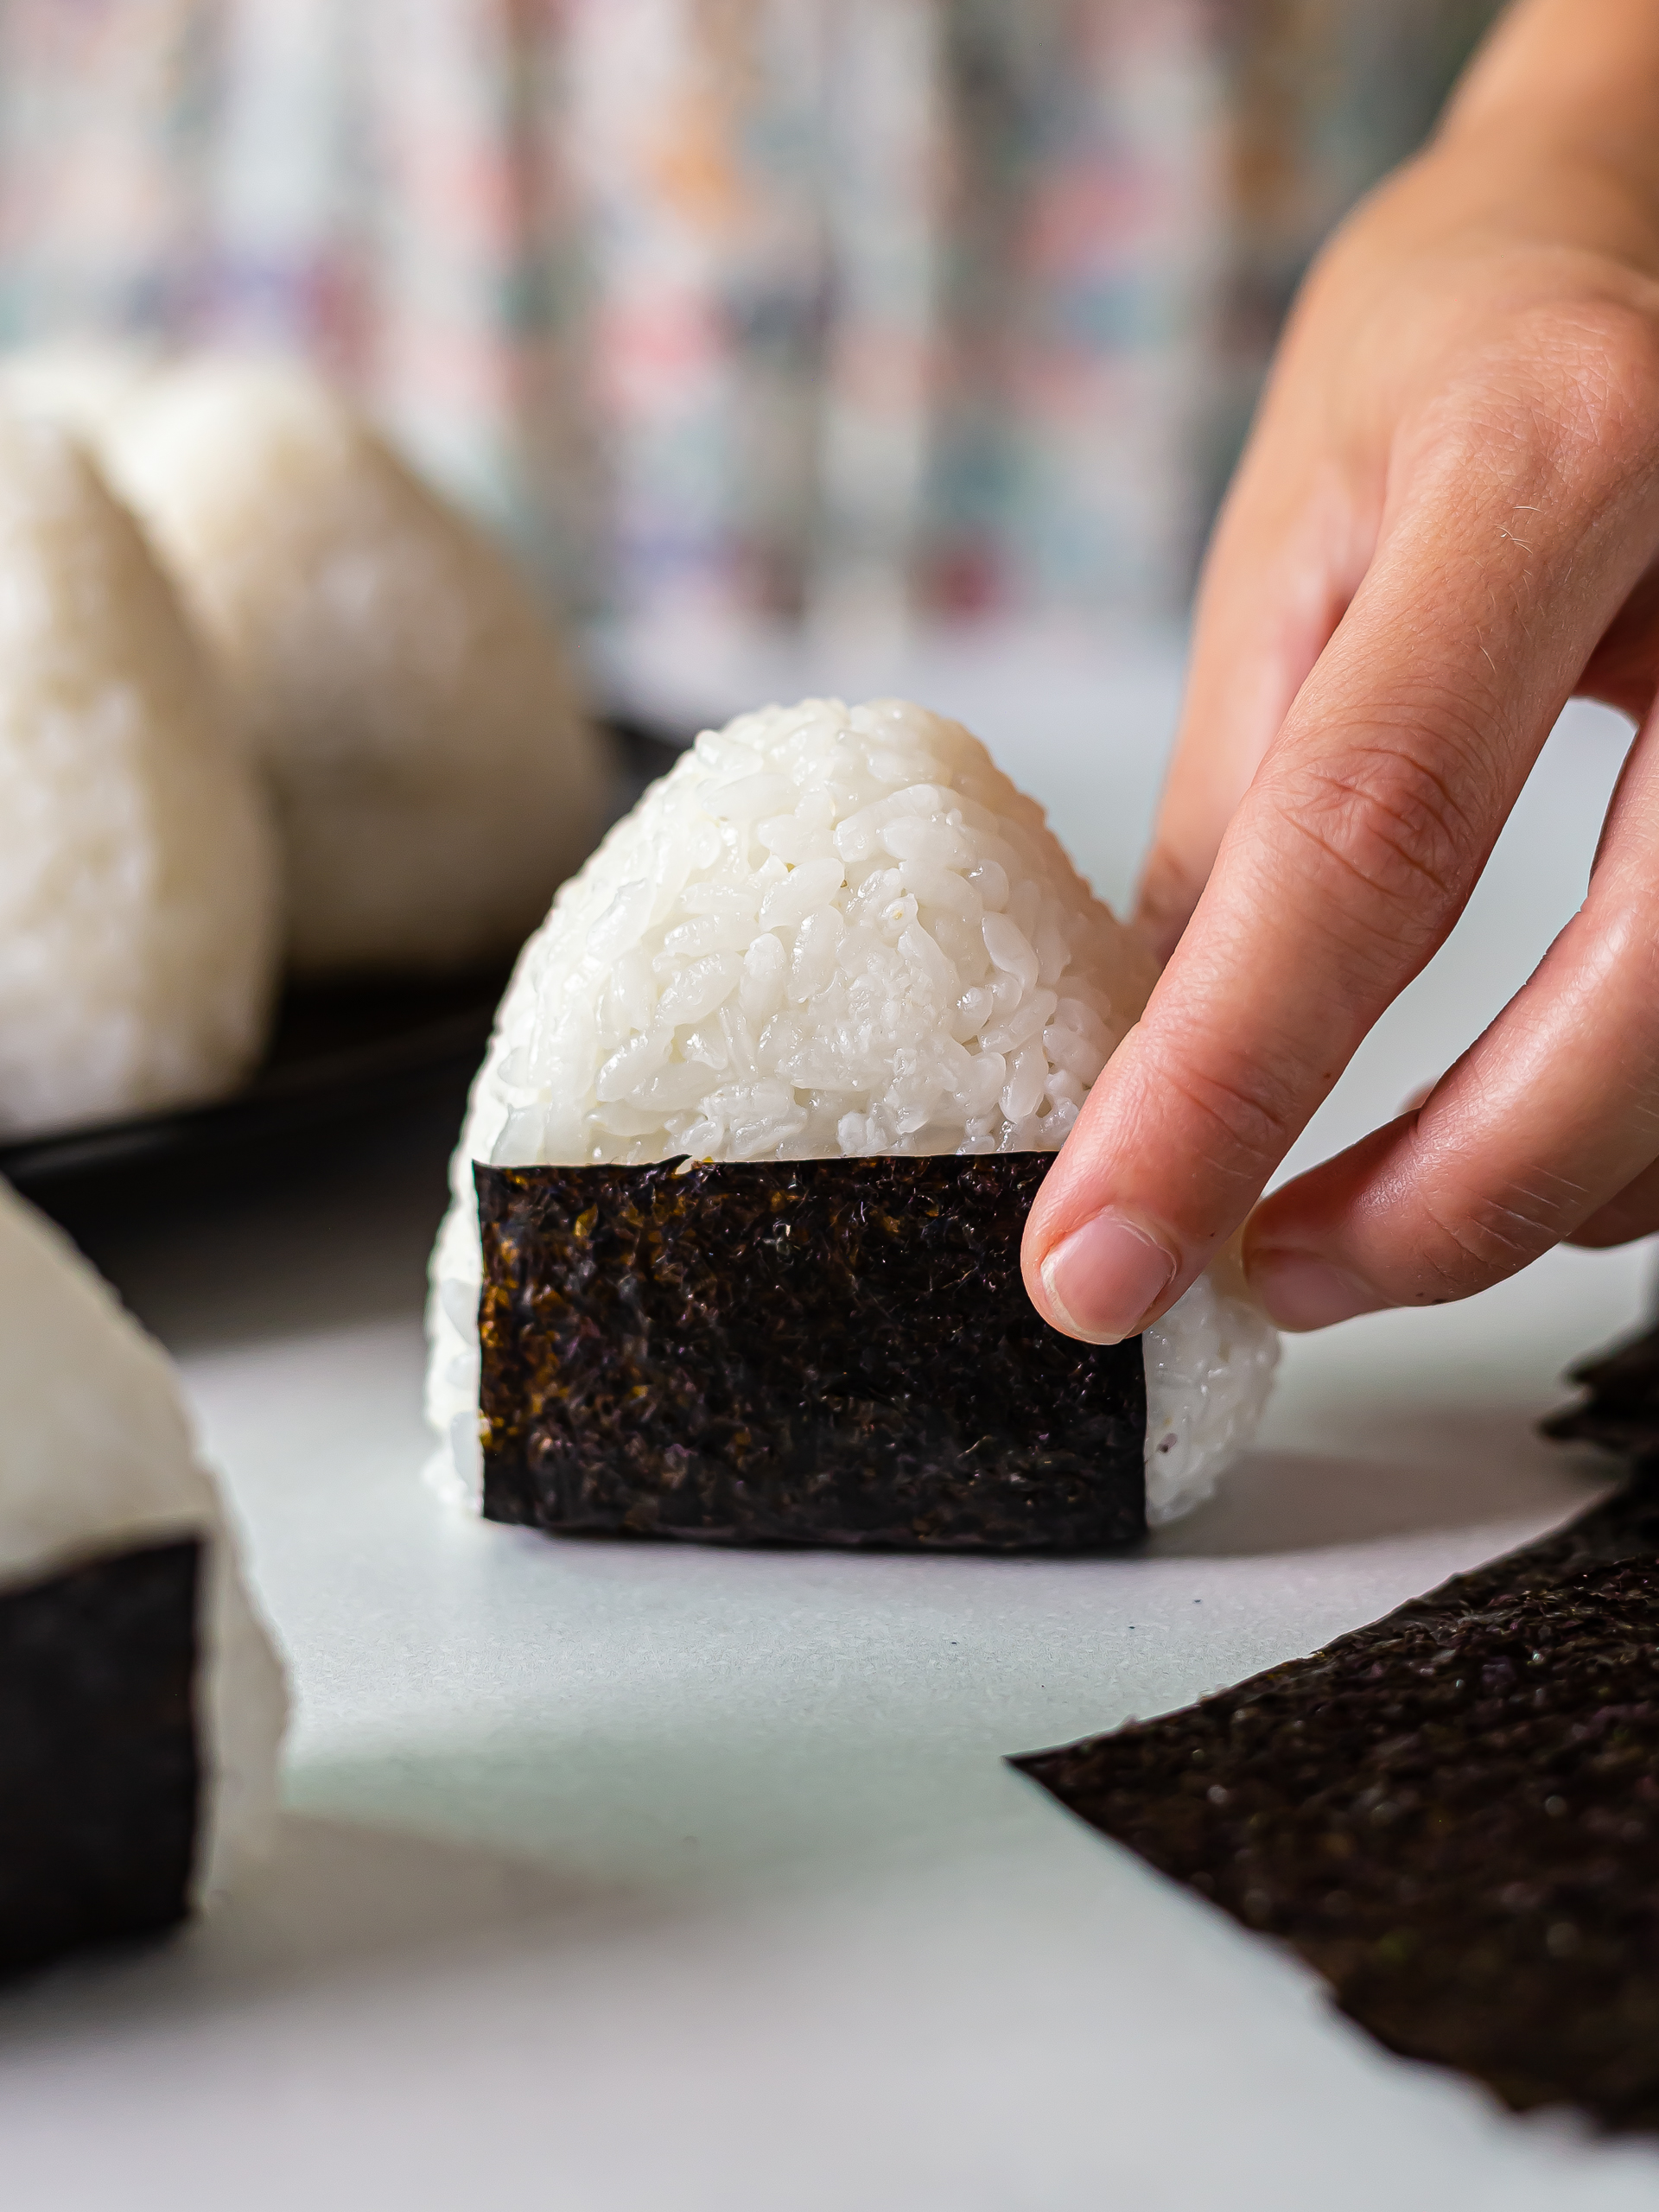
1022,0,1659,1343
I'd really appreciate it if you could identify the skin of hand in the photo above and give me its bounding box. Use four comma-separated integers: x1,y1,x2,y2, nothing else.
1022,0,1659,1347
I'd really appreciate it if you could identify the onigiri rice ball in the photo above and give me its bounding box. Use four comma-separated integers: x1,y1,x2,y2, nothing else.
0,338,162,447
429,696,1277,1526
0,1176,286,1961
0,408,280,1136
97,357,607,977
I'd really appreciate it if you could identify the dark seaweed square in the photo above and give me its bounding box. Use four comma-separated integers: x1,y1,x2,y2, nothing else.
1543,1320,1659,1459
477,1154,1146,1551
1014,1483,1659,2129
0,1536,200,1978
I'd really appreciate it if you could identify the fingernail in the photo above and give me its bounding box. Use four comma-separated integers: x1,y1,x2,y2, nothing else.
1039,1213,1178,1344
1249,1249,1384,1332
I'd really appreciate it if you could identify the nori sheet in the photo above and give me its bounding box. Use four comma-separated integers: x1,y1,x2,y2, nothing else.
0,1536,200,1979
1541,1319,1659,1459
1014,1479,1659,2129
476,1154,1146,1551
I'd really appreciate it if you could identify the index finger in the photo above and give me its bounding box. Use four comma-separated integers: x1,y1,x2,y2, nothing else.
1134,365,1368,963
1024,333,1659,1342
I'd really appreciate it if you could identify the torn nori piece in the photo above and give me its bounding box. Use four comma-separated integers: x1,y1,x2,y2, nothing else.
0,1536,200,1978
1014,1479,1659,2130
1541,1319,1659,1460
477,1154,1146,1551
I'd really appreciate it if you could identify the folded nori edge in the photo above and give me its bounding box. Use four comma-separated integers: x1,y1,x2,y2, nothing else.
0,1536,200,1979
1014,1479,1659,2130
1541,1319,1659,1459
476,1154,1146,1551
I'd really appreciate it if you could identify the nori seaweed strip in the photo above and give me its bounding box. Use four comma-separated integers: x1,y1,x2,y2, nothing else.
1542,1320,1659,1459
477,1154,1146,1551
0,1537,200,1978
1014,1480,1659,2130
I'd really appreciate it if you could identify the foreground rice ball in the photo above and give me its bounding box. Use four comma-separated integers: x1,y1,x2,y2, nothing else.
0,410,280,1136
99,358,607,977
0,1179,287,1972
429,696,1277,1528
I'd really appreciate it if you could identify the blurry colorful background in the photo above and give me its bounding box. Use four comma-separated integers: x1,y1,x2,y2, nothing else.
0,0,1501,644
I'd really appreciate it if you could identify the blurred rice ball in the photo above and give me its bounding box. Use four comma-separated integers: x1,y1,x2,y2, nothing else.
99,358,607,977
0,407,280,1136
0,339,161,449
0,1174,289,1897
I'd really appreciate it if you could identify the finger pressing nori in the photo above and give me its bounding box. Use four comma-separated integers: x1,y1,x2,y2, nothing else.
0,1537,200,1978
476,1154,1145,1551
1013,1479,1659,2129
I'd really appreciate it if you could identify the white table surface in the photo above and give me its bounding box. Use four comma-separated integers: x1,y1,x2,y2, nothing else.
6,634,1659,2209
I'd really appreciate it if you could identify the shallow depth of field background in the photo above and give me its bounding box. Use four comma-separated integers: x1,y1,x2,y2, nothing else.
0,0,1499,659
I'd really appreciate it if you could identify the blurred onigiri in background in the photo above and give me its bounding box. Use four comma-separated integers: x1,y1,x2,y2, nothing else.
0,341,604,1137
0,0,1502,1139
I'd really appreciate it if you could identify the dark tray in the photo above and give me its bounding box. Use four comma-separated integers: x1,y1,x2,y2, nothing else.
0,715,688,1217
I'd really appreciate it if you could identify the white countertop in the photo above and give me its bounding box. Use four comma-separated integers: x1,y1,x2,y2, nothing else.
5,637,1659,2209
